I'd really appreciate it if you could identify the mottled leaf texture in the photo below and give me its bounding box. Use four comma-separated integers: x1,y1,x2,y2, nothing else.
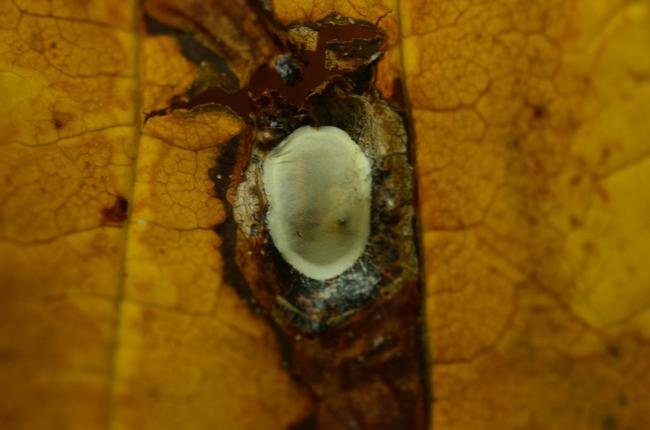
0,0,649,429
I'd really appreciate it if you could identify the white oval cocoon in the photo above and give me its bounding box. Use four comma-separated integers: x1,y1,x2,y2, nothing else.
263,125,372,281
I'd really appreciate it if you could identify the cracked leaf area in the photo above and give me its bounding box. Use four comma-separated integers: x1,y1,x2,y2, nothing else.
0,0,309,429
402,0,650,428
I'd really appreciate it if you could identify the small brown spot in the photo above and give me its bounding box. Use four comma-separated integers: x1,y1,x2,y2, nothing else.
508,136,521,148
569,216,581,228
52,111,73,130
102,196,129,225
526,215,538,226
601,413,617,430
532,104,547,119
601,147,612,163
607,343,621,358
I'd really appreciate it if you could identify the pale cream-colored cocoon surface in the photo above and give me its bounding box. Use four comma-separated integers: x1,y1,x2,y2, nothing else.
263,126,372,281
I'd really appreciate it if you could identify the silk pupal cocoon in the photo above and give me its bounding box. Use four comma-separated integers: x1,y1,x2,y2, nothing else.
263,126,372,281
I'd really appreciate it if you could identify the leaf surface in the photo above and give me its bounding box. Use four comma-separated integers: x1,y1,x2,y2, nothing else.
1,0,649,429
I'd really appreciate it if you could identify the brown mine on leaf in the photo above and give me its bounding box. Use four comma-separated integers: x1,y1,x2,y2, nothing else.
154,19,384,119
150,7,428,429
230,86,426,430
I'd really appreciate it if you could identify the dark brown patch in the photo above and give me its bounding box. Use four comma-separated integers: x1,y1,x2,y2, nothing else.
52,112,73,130
532,104,547,119
148,19,384,119
601,146,612,163
601,413,618,430
607,344,621,358
509,136,521,149
101,196,129,225
569,215,581,228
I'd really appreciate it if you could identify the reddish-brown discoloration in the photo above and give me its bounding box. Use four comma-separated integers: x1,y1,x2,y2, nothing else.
101,196,129,225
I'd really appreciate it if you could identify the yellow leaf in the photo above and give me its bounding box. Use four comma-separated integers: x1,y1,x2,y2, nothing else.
1,0,649,429
402,0,650,428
